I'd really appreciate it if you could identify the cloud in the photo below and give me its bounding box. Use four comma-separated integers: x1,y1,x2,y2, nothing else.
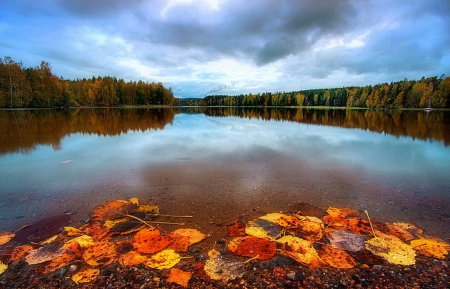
1,0,449,98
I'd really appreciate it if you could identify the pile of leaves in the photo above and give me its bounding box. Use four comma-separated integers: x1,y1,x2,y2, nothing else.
0,199,449,287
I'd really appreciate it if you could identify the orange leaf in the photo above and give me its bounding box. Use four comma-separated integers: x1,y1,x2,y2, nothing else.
91,200,137,221
0,233,15,246
227,220,246,237
132,228,172,254
326,207,361,218
118,251,148,266
167,233,191,252
43,241,82,273
9,245,33,262
167,268,192,287
82,221,110,241
170,229,206,245
318,246,357,269
231,236,276,260
72,268,99,284
82,240,117,266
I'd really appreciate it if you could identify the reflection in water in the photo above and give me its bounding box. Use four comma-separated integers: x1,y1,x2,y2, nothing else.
0,108,449,241
0,108,449,155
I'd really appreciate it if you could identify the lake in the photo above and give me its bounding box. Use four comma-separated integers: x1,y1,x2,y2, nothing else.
0,107,449,241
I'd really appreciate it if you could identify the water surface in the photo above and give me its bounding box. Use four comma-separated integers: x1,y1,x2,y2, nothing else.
0,108,449,241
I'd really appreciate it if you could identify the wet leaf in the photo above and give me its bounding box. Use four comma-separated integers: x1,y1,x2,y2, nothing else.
410,238,448,259
43,241,82,273
0,233,15,246
91,200,138,221
227,220,246,237
25,245,64,265
67,235,95,248
167,268,192,287
132,228,172,254
328,230,365,252
245,219,282,240
392,222,423,235
9,244,33,262
323,216,372,235
82,240,117,266
289,216,323,242
277,235,324,268
129,198,139,205
383,222,414,242
170,229,206,245
259,213,301,228
327,207,361,218
289,202,327,218
167,233,190,252
63,227,83,237
137,204,159,214
82,222,110,241
38,235,59,245
71,268,99,284
204,257,245,282
0,261,7,275
104,213,147,233
318,246,356,268
230,236,276,260
365,237,416,265
145,249,181,269
208,249,221,259
118,251,148,266
13,214,71,243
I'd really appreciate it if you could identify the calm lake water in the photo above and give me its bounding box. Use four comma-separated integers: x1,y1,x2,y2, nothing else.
1,107,449,241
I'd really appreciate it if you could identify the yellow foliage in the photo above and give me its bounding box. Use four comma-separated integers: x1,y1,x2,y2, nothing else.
145,249,181,269
67,235,95,248
259,213,301,228
0,261,7,275
410,238,448,259
129,198,139,205
0,233,15,246
118,251,148,266
170,228,206,245
167,268,192,287
365,237,416,265
63,226,83,237
137,204,159,214
245,226,274,240
71,268,100,284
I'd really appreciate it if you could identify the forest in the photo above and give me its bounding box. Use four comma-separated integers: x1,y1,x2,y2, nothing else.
0,56,178,108
182,75,450,109
1,56,449,109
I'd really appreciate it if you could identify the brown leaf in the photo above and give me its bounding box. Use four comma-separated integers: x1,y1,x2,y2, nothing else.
13,214,70,243
25,245,64,265
318,246,357,269
91,200,138,221
289,202,327,218
167,268,192,287
231,236,277,260
227,220,246,237
9,245,33,262
43,241,82,273
81,221,110,241
167,233,191,252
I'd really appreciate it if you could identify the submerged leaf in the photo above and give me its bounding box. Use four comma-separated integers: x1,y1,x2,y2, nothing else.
227,220,246,237
63,227,83,237
170,229,206,245
245,219,282,240
91,200,138,221
0,233,15,246
410,238,448,259
259,213,301,228
204,257,245,282
133,228,172,254
13,214,71,243
0,262,7,275
43,241,82,273
118,251,148,266
328,230,365,252
167,268,192,287
277,235,324,268
230,236,277,260
71,268,99,284
326,207,361,218
82,240,117,266
318,246,356,269
365,237,416,265
9,244,33,262
145,249,181,269
25,245,64,265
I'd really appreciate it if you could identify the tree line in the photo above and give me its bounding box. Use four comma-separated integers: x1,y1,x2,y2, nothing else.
0,56,178,108
182,75,450,109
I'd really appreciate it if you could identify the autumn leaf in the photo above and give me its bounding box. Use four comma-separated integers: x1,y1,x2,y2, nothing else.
328,230,365,252
170,228,206,245
132,228,172,254
43,241,82,273
230,236,277,260
276,235,324,268
227,220,246,237
289,216,323,242
25,245,64,265
326,207,361,218
118,251,148,266
318,246,356,269
81,221,110,241
259,213,302,228
63,227,83,237
9,244,33,262
167,233,190,252
365,237,416,265
137,204,159,214
410,238,448,259
66,235,95,248
0,233,15,246
71,268,100,284
0,262,7,275
91,200,138,221
82,240,117,266
208,249,221,259
383,222,414,242
145,249,181,269
392,222,423,235
203,257,245,282
245,219,282,240
167,268,192,287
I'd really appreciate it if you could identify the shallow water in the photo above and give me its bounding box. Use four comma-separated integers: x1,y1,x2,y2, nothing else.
0,108,449,241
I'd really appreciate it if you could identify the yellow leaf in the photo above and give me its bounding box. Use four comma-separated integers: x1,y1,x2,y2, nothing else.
208,249,221,259
365,237,416,265
259,213,301,228
0,261,7,275
276,235,311,252
326,207,361,218
137,204,159,214
0,233,15,246
167,268,192,287
145,249,181,269
245,219,281,240
276,235,324,268
129,198,139,205
64,226,83,237
104,217,129,229
170,228,206,245
38,234,58,245
204,257,245,282
71,268,99,284
318,246,356,269
118,251,148,266
410,238,448,259
67,235,95,248
82,240,117,266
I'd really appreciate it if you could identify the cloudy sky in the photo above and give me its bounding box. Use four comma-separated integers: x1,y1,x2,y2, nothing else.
1,0,449,98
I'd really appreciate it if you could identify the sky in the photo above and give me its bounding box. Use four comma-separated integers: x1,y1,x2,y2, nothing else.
1,0,449,98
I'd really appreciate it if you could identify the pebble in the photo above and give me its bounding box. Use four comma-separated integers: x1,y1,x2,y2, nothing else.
286,272,295,280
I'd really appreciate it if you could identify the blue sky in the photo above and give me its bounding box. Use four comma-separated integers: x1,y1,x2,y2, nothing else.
1,0,449,98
